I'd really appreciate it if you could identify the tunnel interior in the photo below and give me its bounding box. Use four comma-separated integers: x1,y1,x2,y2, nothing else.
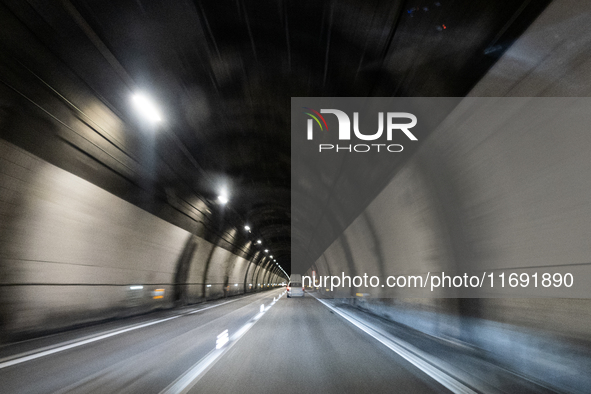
1,0,591,392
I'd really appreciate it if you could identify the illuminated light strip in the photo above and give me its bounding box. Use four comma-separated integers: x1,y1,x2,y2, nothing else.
160,291,282,394
0,294,261,369
314,296,478,394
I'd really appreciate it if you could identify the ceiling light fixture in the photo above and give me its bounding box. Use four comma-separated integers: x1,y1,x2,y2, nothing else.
131,93,162,122
218,194,229,204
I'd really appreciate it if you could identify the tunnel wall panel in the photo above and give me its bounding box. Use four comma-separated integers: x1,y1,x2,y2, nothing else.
203,247,233,299
244,260,257,292
226,255,250,296
0,139,186,334
0,139,268,337
311,97,591,391
184,237,215,303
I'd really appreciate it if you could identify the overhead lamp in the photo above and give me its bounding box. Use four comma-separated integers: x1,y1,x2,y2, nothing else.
244,225,251,231
257,240,262,244
218,194,229,204
270,255,273,258
131,93,162,122
264,249,269,253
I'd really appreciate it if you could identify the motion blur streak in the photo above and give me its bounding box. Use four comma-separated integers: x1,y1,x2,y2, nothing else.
161,291,284,394
0,291,283,393
0,295,249,369
0,315,180,369
313,296,477,394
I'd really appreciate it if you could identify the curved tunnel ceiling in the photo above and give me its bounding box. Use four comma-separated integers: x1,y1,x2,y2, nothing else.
0,0,551,274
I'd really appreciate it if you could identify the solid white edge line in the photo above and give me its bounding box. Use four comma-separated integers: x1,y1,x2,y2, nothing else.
160,292,283,394
314,296,477,394
0,315,180,369
0,291,275,369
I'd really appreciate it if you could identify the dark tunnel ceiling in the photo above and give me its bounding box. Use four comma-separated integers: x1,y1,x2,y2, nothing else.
0,0,550,274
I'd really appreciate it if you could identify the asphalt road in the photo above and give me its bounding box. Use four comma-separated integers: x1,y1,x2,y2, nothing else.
194,293,447,394
0,289,449,393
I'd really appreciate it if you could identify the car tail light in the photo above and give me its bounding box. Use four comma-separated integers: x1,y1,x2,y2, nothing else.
287,286,290,291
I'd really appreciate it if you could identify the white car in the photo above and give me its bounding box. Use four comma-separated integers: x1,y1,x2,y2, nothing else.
287,274,304,297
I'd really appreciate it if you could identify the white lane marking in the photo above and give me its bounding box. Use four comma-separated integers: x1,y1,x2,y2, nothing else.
0,315,179,370
314,297,477,394
0,291,277,369
186,297,242,314
52,292,283,394
215,330,229,349
161,292,283,394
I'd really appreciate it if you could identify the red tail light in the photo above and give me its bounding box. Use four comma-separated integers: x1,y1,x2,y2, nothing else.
287,286,290,291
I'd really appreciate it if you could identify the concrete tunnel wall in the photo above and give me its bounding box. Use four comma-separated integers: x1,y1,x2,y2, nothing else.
311,97,591,392
309,3,591,391
311,102,591,391
0,138,281,338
